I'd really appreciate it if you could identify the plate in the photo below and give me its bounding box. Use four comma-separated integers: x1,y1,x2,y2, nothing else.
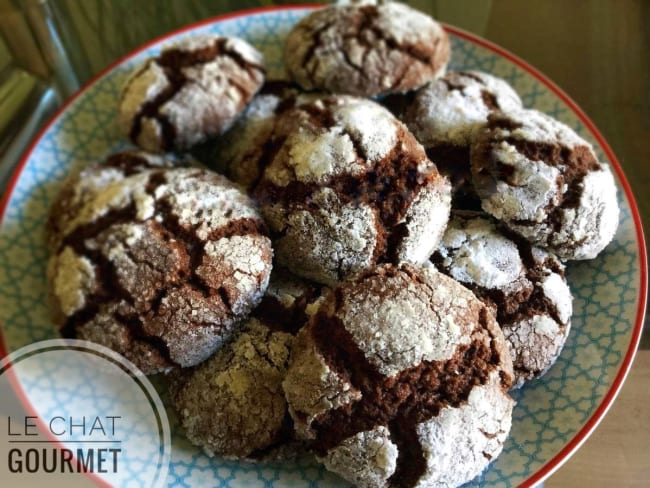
0,5,646,487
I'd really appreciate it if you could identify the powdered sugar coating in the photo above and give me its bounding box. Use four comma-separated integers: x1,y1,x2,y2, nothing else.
471,108,619,260
283,263,514,487
397,182,453,264
178,35,262,66
433,212,573,387
262,97,397,186
285,2,449,97
216,83,319,190
118,35,265,152
332,264,475,377
47,247,95,318
545,167,619,260
200,234,272,315
398,71,522,210
403,71,522,147
55,172,153,251
283,325,362,438
47,167,272,374
414,379,514,488
436,214,526,292
154,171,262,240
319,425,398,488
254,95,451,285
334,100,398,161
265,189,379,286
46,151,176,252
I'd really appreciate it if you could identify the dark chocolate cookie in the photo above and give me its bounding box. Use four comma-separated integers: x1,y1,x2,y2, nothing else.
471,108,619,260
253,95,451,285
283,263,514,488
285,2,449,97
47,167,272,374
401,71,522,209
119,35,265,152
432,211,573,387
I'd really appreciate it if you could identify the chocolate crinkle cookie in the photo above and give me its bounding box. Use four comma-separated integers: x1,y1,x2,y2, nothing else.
471,108,619,260
401,71,523,209
252,95,451,285
431,211,573,388
284,1,449,97
170,268,327,460
282,263,514,488
119,35,265,152
47,166,272,374
46,150,177,252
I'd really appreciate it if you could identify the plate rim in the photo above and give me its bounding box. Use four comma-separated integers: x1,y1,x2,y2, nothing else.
0,4,646,487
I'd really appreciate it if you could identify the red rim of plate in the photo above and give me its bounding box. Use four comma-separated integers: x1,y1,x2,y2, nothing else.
0,5,646,487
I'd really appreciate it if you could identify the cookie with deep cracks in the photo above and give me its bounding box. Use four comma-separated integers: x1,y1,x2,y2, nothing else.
119,35,265,152
47,166,272,374
283,263,514,488
471,108,619,260
252,95,451,285
284,1,449,97
431,211,573,387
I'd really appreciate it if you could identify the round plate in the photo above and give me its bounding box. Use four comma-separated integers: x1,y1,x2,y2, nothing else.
0,5,646,487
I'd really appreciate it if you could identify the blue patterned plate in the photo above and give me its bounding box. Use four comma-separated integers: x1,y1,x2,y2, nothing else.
0,6,646,487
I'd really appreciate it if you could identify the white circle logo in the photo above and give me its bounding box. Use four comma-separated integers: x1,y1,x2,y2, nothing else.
0,339,171,486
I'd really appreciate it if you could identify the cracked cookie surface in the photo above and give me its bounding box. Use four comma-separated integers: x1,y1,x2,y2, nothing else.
401,71,522,209
282,263,514,488
253,95,451,285
432,211,573,387
46,151,176,252
470,108,619,260
170,268,328,459
119,35,265,152
285,2,449,97
214,80,310,190
47,166,272,374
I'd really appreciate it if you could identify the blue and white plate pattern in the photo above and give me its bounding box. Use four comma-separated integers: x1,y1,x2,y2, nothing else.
0,6,645,488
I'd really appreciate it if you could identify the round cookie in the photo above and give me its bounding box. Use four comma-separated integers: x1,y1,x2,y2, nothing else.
172,319,293,460
119,35,265,152
171,269,327,459
282,263,514,488
46,151,176,252
284,1,449,97
401,71,523,208
471,108,619,260
253,95,451,285
47,167,272,374
431,211,573,387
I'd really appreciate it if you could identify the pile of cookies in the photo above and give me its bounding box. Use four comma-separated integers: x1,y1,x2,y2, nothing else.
45,2,619,487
